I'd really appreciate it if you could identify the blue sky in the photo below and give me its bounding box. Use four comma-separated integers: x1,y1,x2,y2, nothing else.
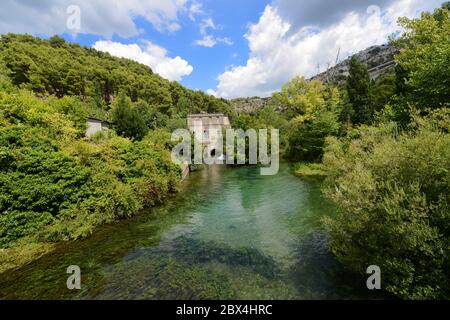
61,0,271,92
0,0,445,98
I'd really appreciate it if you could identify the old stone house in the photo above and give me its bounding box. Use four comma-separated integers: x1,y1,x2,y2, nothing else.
187,113,231,158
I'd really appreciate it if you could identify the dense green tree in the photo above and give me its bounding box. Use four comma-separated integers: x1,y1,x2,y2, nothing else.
175,96,193,117
49,35,65,48
135,100,168,130
392,4,450,111
369,73,396,114
287,110,339,161
112,93,148,140
271,76,342,161
322,109,450,299
272,76,327,120
346,56,372,124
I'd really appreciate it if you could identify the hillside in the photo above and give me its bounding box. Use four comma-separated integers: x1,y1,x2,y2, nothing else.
0,34,232,120
309,44,398,84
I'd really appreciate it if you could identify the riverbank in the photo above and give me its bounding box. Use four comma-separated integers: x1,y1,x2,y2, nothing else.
0,242,56,274
0,163,376,300
294,162,327,178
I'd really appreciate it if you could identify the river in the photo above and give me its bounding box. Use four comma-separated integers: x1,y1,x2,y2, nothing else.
0,163,378,299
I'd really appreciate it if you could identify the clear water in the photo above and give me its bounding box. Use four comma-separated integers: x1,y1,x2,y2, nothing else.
0,163,378,299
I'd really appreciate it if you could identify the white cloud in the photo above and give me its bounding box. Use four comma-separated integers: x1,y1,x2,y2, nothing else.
195,17,232,48
93,40,193,81
218,37,233,45
212,0,444,98
273,0,395,31
0,0,187,37
195,35,217,47
188,1,204,21
199,18,217,35
195,35,233,48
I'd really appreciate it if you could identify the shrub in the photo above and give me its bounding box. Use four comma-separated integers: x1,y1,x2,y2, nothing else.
322,109,450,299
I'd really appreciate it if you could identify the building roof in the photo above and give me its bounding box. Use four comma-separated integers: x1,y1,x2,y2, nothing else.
187,113,226,118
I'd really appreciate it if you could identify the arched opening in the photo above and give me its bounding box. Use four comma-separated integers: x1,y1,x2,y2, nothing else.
210,148,216,157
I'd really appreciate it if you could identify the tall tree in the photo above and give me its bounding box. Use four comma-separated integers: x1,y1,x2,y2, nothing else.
393,3,450,110
346,56,371,124
112,93,148,140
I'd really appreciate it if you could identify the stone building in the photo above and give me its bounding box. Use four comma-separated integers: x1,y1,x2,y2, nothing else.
187,113,231,158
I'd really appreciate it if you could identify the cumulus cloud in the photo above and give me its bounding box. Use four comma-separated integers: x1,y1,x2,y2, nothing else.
93,40,193,81
212,0,444,98
273,0,394,31
0,0,187,37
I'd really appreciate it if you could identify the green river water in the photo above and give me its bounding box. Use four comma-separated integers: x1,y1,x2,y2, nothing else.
0,163,379,299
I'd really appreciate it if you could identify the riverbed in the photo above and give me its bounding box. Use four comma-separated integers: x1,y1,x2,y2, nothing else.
0,163,376,299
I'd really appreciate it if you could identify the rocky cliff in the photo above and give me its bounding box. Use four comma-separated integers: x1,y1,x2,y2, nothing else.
231,44,399,113
309,44,398,84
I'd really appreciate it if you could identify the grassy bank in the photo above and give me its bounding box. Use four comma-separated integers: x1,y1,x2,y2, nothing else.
294,162,327,178
0,89,182,271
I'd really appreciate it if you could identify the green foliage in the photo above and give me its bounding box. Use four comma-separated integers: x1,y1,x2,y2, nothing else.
392,4,450,111
48,35,66,48
272,76,342,161
294,162,327,177
175,96,193,117
369,73,396,114
231,105,289,158
287,110,339,161
0,211,54,247
272,77,328,120
346,56,372,124
322,109,450,299
0,89,181,247
112,93,148,140
0,33,232,118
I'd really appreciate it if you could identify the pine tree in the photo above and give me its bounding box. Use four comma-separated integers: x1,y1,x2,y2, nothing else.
346,56,371,124
112,93,148,140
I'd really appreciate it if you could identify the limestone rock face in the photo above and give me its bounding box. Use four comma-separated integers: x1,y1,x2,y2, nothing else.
230,97,271,113
309,44,399,84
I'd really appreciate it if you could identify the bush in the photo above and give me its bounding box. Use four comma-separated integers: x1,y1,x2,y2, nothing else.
112,93,148,140
322,109,450,299
287,110,339,162
0,89,181,247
